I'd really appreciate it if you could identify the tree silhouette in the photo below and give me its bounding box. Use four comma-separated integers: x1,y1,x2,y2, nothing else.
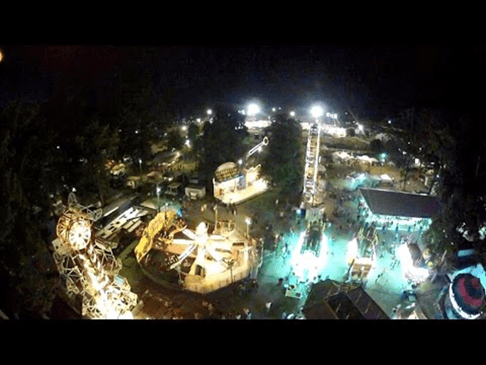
262,114,303,200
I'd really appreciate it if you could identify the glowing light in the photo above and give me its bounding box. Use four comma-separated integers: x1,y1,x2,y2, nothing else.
238,159,243,165
347,238,358,264
207,109,212,115
0,49,3,63
182,126,187,131
245,217,252,225
272,108,276,112
68,219,91,250
185,139,190,147
290,111,295,117
247,103,260,116
310,106,324,118
397,244,429,282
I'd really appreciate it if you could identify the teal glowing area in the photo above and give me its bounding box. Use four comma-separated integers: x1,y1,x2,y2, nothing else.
290,228,329,282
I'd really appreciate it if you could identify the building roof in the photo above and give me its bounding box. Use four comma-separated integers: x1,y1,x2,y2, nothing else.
303,279,389,320
360,188,440,218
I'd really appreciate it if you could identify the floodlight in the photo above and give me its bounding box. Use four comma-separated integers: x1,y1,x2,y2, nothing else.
248,104,260,116
310,106,324,118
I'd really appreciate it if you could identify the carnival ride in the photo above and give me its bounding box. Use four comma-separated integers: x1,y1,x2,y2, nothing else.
213,137,269,205
52,193,138,319
444,273,485,319
287,122,329,282
396,237,430,285
346,227,378,281
302,124,320,206
134,209,259,294
291,224,328,283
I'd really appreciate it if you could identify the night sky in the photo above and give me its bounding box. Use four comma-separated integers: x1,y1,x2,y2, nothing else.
1,44,484,121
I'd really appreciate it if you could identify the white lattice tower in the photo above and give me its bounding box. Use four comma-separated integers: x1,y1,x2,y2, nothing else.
302,123,320,206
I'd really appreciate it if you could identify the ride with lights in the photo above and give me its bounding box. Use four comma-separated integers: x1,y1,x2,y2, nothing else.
444,273,486,319
52,193,138,319
289,106,328,283
346,227,378,281
213,137,269,205
134,209,260,294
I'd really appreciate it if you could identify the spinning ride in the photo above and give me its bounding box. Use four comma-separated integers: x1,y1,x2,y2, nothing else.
444,273,485,319
135,209,259,294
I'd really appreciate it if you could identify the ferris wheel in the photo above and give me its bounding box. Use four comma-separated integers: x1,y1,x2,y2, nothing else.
52,193,137,318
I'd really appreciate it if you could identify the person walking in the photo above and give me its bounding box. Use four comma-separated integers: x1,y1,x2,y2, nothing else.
265,302,272,315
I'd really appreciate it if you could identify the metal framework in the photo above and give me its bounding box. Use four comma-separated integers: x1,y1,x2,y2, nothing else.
52,193,137,319
303,124,320,206
246,136,269,159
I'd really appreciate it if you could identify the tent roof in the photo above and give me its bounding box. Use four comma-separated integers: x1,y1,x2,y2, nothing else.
303,279,389,319
332,151,352,159
360,188,440,218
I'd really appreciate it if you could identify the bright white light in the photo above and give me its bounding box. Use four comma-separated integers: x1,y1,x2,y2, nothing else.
185,139,190,147
397,244,429,282
272,108,276,112
57,145,60,149
388,120,391,124
310,106,324,118
245,217,252,225
135,130,139,134
238,159,243,165
358,124,363,131
197,118,201,123
182,126,187,131
290,111,295,117
247,104,260,116
207,109,212,115
347,238,358,264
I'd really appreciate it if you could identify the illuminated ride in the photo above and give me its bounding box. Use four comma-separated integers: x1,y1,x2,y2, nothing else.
52,193,138,319
213,137,269,205
346,227,378,281
134,209,259,294
291,223,328,282
396,239,430,285
289,122,327,283
303,124,320,206
444,273,485,319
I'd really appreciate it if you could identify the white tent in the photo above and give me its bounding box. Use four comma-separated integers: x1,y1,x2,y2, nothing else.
380,174,393,182
356,155,378,164
332,151,352,162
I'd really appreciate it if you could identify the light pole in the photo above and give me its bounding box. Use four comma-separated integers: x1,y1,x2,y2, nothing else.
214,204,218,227
246,217,252,239
138,158,142,176
156,184,161,212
